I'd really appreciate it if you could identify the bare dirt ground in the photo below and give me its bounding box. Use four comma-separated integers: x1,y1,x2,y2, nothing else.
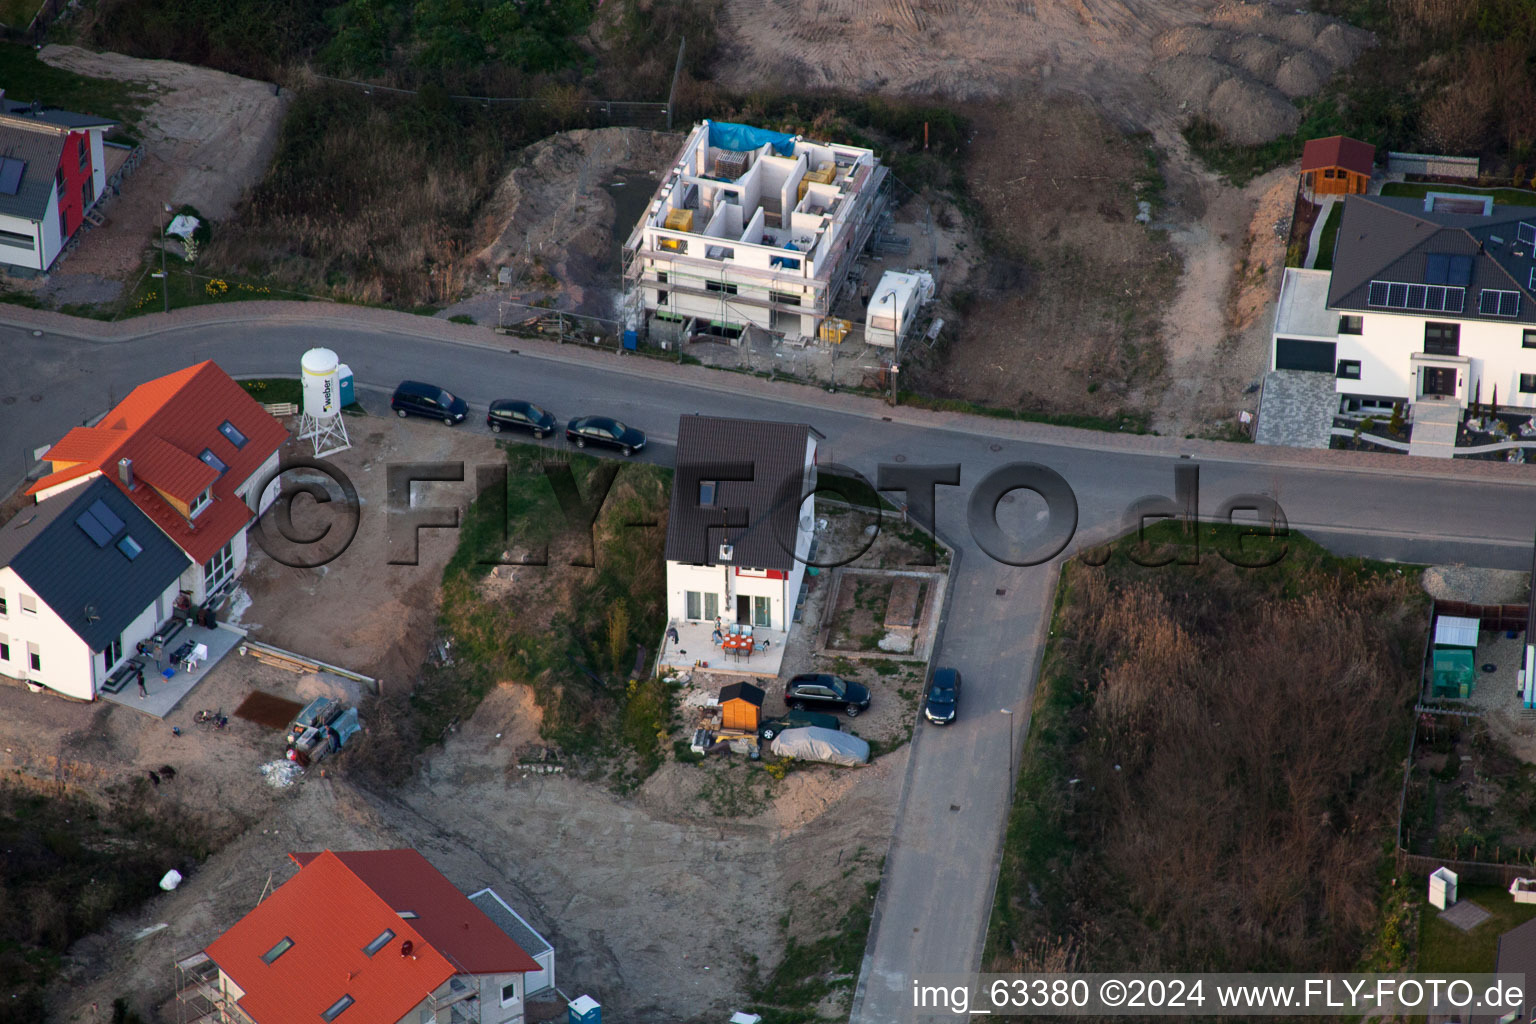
29,46,288,305
715,0,1369,146
446,128,682,323
4,413,903,1024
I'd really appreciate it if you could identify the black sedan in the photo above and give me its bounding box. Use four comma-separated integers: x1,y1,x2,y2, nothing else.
566,416,647,456
923,667,962,725
488,400,557,438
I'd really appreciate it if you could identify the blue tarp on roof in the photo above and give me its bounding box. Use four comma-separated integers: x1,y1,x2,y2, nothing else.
707,121,796,156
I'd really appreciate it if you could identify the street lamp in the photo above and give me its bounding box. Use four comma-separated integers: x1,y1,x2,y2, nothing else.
1000,707,1015,804
160,203,173,313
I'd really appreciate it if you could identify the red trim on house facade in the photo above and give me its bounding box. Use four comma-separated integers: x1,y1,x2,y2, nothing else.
54,131,92,239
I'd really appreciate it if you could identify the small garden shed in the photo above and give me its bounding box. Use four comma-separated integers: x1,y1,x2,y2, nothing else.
1432,615,1480,698
1301,135,1375,195
719,682,765,731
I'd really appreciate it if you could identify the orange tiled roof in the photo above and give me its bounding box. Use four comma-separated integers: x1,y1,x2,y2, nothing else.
206,851,458,1024
26,361,287,564
288,851,541,976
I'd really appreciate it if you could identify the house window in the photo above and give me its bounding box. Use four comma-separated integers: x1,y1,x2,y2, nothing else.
82,176,94,209
656,289,669,305
1424,322,1460,355
699,481,717,506
321,996,354,1021
28,643,40,672
0,229,33,250
1338,315,1363,335
1524,330,1536,349
204,539,236,594
656,272,668,284
219,420,248,448
199,449,229,478
55,168,63,192
684,591,719,621
190,488,213,518
0,634,9,661
500,981,519,1007
79,139,88,171
1337,360,1362,380
705,280,738,295
105,635,123,669
19,594,36,615
1323,168,1337,179
0,588,6,615
771,291,802,306
1522,374,1536,394
261,937,294,964
753,595,772,627
363,929,395,956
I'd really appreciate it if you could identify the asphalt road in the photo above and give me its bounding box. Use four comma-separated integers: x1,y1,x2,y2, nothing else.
6,315,1536,1024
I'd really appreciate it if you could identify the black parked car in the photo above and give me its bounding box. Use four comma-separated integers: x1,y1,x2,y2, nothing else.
488,399,556,438
565,416,647,456
923,667,961,725
759,709,841,740
785,673,871,717
391,380,468,425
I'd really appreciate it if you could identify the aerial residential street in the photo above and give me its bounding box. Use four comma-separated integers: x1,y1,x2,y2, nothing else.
6,308,1536,1023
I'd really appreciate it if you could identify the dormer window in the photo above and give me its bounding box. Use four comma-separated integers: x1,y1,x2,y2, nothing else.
190,488,213,519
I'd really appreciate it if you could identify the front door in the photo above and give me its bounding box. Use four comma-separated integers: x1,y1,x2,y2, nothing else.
737,595,750,624
1424,367,1457,397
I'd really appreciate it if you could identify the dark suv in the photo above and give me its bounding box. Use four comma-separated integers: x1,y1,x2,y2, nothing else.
785,673,871,717
391,380,468,424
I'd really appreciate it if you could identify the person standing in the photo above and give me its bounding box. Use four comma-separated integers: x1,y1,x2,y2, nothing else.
136,669,148,700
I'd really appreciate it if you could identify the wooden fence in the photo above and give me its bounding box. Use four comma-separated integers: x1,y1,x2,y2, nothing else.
1398,851,1536,888
1433,599,1529,633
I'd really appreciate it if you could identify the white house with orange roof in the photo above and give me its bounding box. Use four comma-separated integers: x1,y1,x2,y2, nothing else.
26,361,288,605
190,850,555,1024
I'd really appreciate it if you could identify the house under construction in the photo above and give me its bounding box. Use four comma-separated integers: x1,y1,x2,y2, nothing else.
622,120,891,345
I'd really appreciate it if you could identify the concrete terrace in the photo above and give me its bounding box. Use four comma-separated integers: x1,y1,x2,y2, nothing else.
100,621,245,719
658,619,787,679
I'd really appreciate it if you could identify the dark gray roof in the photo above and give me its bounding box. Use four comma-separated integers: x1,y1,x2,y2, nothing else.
0,118,65,222
1329,195,1536,325
467,890,552,957
0,477,190,651
663,415,816,572
1,99,116,131
719,681,765,706
1471,915,1536,1024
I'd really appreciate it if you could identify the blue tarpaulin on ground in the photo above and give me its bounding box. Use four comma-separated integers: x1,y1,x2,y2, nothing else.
708,121,796,156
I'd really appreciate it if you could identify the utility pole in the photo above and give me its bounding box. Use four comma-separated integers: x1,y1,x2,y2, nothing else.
1000,707,1015,804
160,203,173,313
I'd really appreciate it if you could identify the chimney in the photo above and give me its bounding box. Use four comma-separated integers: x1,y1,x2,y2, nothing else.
118,457,134,490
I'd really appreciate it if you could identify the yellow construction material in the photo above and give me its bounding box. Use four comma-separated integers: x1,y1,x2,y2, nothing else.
819,318,852,344
664,208,694,232
796,163,837,203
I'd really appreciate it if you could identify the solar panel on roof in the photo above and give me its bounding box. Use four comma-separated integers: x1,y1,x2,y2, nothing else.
1368,281,1389,306
0,157,23,197
1521,222,1536,247
88,499,124,536
1425,254,1450,285
1480,289,1521,317
75,508,113,547
1503,291,1521,317
1449,255,1473,286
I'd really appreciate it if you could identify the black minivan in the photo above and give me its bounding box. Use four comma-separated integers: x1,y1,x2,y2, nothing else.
391,381,468,425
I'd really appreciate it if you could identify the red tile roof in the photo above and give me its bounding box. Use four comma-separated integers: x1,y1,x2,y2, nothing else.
206,851,457,1024
288,851,540,976
26,361,287,564
1300,135,1375,176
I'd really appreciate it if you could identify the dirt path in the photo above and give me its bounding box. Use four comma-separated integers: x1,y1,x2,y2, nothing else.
1145,129,1294,434
33,46,289,302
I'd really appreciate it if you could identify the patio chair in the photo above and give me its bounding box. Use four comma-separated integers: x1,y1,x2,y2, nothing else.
729,623,742,636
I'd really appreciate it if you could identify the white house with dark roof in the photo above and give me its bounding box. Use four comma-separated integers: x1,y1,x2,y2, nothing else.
0,476,189,700
1271,193,1536,413
660,415,820,676
0,94,116,272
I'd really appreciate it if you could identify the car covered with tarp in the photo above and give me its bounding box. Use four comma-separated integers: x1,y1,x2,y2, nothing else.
769,726,870,766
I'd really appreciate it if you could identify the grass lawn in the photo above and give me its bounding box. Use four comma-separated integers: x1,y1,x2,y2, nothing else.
0,42,150,133
1313,201,1344,271
1417,885,1536,972
1380,182,1536,207
0,0,37,28
118,262,316,319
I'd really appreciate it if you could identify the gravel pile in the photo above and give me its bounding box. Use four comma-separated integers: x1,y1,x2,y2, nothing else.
1422,565,1530,605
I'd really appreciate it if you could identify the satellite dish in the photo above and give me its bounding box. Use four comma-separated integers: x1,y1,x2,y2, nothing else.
84,604,100,623
400,940,414,958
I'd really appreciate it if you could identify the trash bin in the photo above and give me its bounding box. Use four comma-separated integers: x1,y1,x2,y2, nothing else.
622,330,638,351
